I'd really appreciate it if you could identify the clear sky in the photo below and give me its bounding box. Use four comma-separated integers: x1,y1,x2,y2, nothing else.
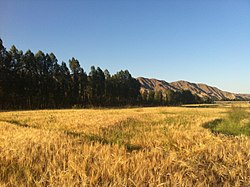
1,0,250,93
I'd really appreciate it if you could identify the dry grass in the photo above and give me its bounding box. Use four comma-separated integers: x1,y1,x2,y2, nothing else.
0,105,250,186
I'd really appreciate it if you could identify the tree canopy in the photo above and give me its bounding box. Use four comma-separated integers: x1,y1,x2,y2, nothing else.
0,39,201,109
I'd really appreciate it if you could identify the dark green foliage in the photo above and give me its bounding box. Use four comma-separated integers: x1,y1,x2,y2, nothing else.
0,39,201,109
107,70,141,105
0,39,141,109
87,66,105,105
141,89,201,106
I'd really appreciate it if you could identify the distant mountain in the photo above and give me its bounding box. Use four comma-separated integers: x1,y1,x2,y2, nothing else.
137,77,250,101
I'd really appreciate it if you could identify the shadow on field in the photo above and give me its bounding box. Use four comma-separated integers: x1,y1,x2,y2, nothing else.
64,118,143,152
202,119,223,134
181,104,219,108
0,119,30,128
0,117,143,152
84,133,142,152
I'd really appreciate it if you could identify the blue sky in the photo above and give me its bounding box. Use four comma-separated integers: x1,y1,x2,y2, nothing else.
1,0,250,93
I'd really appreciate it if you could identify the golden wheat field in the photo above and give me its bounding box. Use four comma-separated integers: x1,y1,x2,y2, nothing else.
0,105,250,186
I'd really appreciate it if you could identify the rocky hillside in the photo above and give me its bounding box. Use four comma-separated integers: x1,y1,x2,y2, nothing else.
137,77,250,101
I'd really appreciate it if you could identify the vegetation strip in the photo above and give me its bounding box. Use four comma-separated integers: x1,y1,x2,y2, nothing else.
203,107,250,136
1,39,206,110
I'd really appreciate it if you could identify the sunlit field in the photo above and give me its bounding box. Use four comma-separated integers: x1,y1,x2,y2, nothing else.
0,104,250,186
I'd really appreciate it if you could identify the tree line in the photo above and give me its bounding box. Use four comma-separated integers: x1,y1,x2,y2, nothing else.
0,39,202,109
141,89,206,106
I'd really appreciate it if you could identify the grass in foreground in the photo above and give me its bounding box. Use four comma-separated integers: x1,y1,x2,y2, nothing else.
0,106,250,186
204,107,250,136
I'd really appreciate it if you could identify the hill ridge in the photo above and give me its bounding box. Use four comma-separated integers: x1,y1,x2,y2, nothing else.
137,77,250,101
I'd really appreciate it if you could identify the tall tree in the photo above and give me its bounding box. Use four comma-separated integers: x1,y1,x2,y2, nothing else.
0,39,11,108
155,90,163,105
69,57,87,105
0,38,201,109
87,66,105,105
148,90,155,105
